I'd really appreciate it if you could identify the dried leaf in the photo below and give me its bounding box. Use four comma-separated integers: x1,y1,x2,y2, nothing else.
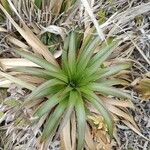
0,71,35,90
60,120,72,150
0,26,7,32
0,2,57,65
6,36,29,49
88,115,107,130
122,120,150,141
0,58,40,71
135,78,150,100
71,112,76,150
85,123,95,150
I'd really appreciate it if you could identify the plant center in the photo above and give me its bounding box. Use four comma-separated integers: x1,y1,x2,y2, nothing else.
68,80,78,88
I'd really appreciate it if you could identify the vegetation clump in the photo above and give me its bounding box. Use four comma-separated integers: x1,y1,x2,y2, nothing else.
13,31,133,149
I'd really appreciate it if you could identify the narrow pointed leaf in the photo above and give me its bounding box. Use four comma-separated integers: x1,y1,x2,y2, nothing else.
1,0,11,14
34,0,42,9
85,123,96,150
56,91,77,137
80,88,113,136
95,79,129,86
87,41,118,75
75,93,86,150
106,104,136,126
79,68,109,85
89,83,132,99
99,63,131,79
61,119,72,150
68,32,76,74
79,28,95,55
27,79,65,101
33,96,62,118
34,88,72,118
41,100,67,142
77,36,99,76
89,41,118,66
13,66,68,82
14,49,59,72
12,67,53,79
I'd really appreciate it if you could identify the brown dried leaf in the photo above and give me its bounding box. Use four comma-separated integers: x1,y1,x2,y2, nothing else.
0,3,58,66
136,78,150,100
71,112,76,150
85,123,95,150
88,115,107,131
60,120,72,150
0,58,40,71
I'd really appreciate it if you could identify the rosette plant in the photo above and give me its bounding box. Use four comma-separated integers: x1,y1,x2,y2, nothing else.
2,31,135,149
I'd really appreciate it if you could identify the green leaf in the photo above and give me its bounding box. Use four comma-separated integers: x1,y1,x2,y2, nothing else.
79,68,109,85
75,92,86,150
34,0,42,9
68,31,77,75
56,90,77,136
80,88,113,136
14,49,59,73
13,67,68,82
79,28,95,54
77,36,100,75
41,100,67,142
1,0,11,14
96,79,129,86
12,67,53,79
33,96,62,118
33,87,72,118
99,63,131,79
89,83,132,99
61,33,72,80
23,85,65,107
26,79,65,101
87,41,118,75
81,63,131,84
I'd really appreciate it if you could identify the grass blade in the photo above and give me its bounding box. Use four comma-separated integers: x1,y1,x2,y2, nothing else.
87,41,118,75
62,33,70,68
99,63,131,79
34,0,42,9
13,66,67,82
89,83,132,99
34,87,72,118
80,88,113,137
77,36,99,75
14,49,59,72
96,79,129,86
12,67,53,79
41,100,67,142
75,93,86,150
68,31,77,75
55,91,77,139
34,94,65,118
1,0,11,14
27,79,65,101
